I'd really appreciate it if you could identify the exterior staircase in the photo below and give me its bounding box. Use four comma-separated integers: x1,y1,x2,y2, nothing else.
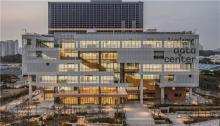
126,75,157,90
80,57,106,71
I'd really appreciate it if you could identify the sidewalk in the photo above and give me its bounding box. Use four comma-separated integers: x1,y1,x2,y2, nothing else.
124,102,155,126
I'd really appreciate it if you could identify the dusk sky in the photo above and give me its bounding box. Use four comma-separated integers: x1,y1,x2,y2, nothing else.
1,0,220,50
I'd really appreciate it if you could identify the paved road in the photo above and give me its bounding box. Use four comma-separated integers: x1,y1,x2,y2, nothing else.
166,113,186,126
191,119,220,126
195,88,220,98
124,102,155,126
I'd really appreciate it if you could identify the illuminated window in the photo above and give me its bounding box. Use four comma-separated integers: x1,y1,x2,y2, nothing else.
101,87,117,93
58,64,78,72
125,63,139,72
164,64,191,72
80,97,99,104
101,97,117,104
62,97,78,104
143,74,160,80
142,40,162,48
101,41,120,48
80,76,99,83
101,52,117,60
122,41,141,48
58,76,78,84
114,73,120,83
128,95,139,100
61,39,76,49
80,53,99,60
60,49,78,60
80,63,98,72
164,75,175,81
164,41,191,48
80,87,99,94
101,76,114,83
40,76,57,83
44,93,54,100
80,41,99,48
101,63,114,72
142,64,162,72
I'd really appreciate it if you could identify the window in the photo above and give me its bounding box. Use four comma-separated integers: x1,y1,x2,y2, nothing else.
80,87,99,94
36,51,42,57
154,51,164,59
122,40,141,48
164,41,191,48
36,39,54,48
61,39,76,49
142,40,162,48
60,49,78,60
164,64,191,72
80,40,99,48
101,87,116,93
40,76,57,83
142,64,162,72
58,76,78,84
27,39,31,45
80,76,99,83
101,52,117,60
101,41,120,48
101,76,114,83
58,64,78,72
164,75,175,81
143,74,160,80
31,75,36,82
80,64,98,72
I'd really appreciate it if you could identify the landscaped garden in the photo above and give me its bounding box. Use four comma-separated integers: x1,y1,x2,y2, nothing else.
183,116,220,124
87,112,126,124
151,112,172,124
41,113,78,126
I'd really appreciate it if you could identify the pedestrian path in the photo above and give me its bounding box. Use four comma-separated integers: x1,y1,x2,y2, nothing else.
124,102,155,126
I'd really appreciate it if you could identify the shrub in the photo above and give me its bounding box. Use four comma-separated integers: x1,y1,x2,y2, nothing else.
70,114,78,123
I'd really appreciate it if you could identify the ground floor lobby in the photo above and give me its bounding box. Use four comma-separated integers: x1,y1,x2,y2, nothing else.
38,86,191,105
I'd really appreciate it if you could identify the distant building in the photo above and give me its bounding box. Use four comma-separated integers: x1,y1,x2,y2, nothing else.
209,55,220,63
48,0,143,34
199,63,220,71
0,40,19,56
198,43,204,50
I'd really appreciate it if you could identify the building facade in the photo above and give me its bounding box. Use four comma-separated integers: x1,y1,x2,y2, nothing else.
0,40,19,56
48,0,143,34
22,32,199,105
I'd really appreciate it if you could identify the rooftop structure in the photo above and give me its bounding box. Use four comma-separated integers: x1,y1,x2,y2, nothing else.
48,0,143,34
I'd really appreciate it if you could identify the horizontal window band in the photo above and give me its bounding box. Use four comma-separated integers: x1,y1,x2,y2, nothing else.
48,28,143,31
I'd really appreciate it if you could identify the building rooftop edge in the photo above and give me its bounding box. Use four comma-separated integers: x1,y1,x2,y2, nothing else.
22,31,199,36
48,0,143,3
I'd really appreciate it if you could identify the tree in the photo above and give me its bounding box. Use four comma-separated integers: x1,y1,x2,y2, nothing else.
0,74,19,84
0,54,22,63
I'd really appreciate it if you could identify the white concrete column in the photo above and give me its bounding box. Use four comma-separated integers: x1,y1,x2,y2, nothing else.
161,87,165,104
189,88,193,103
140,74,143,104
28,76,32,102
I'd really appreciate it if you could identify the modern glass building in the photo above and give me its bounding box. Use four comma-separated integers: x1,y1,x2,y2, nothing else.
22,0,199,105
22,32,199,105
48,0,143,34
